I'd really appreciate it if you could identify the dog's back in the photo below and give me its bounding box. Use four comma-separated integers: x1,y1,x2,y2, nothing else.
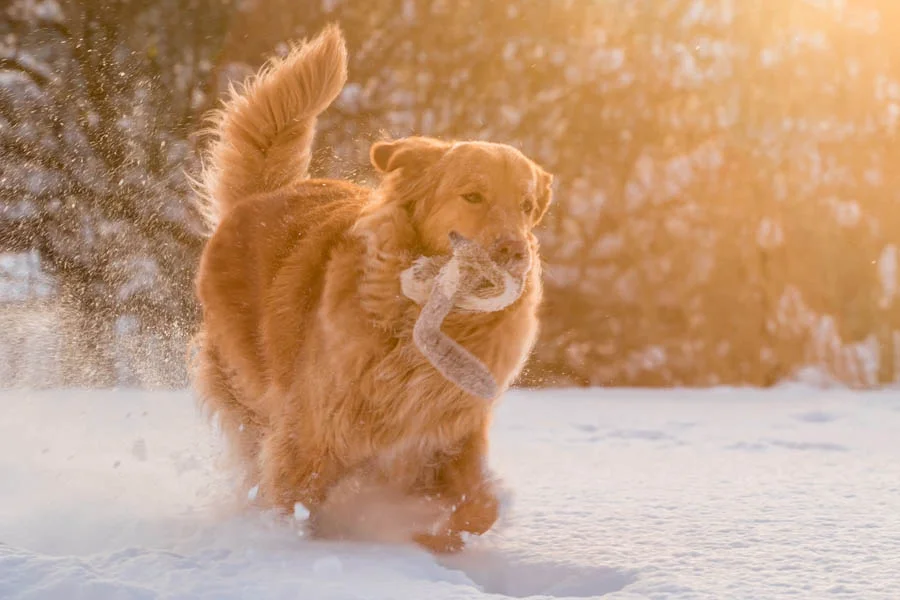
197,181,365,402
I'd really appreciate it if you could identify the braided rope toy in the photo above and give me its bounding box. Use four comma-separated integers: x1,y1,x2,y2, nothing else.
400,232,526,400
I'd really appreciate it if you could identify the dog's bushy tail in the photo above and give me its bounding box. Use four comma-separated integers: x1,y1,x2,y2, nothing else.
194,24,348,230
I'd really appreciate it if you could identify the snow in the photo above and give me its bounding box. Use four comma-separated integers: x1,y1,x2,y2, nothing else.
1,386,899,599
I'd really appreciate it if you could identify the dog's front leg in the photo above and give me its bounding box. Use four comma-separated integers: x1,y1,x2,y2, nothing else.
413,429,500,553
445,433,501,537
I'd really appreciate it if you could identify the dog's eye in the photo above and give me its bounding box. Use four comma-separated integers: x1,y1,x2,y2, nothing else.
462,192,485,204
522,199,534,214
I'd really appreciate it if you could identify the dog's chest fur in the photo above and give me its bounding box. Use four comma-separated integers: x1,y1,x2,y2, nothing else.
302,233,539,458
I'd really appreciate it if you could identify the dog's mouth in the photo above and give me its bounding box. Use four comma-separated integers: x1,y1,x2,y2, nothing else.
491,244,532,279
447,230,532,278
500,255,532,279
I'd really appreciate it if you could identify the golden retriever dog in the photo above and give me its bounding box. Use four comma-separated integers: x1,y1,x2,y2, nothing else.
190,24,554,553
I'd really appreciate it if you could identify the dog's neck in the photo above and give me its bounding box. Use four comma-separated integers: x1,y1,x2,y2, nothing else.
351,192,423,329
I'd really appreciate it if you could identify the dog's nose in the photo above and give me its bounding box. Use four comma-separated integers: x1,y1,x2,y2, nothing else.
492,238,528,266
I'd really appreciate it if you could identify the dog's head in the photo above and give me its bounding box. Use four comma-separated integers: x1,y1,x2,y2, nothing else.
367,136,553,277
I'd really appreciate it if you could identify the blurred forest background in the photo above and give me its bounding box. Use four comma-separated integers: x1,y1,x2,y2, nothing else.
2,0,900,390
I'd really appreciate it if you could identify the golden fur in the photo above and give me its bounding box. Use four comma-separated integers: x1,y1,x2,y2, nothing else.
191,24,554,553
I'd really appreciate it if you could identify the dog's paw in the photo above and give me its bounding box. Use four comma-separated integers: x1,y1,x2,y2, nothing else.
414,530,465,554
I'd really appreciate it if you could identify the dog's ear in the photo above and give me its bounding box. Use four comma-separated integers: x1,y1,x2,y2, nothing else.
370,137,450,174
533,167,554,224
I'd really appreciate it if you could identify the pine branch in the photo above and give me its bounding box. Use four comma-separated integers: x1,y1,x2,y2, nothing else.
0,55,52,87
4,15,73,41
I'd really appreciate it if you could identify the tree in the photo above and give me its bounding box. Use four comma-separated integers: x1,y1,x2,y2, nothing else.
0,0,237,385
4,0,900,388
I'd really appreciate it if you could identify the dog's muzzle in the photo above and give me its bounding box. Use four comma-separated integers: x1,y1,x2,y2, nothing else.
490,237,531,278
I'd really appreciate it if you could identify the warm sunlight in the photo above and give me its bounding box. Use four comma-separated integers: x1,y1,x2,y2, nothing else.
2,1,899,598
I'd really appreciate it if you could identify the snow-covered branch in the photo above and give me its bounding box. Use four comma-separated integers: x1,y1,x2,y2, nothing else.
0,54,52,87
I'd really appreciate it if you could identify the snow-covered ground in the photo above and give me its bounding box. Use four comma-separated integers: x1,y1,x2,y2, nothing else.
1,386,898,599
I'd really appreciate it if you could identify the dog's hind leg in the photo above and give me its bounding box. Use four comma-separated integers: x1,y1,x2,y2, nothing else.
255,410,344,514
190,333,265,492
